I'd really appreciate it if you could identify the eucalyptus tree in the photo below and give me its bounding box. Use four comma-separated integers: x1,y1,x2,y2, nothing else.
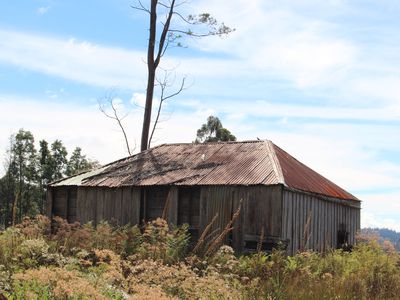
195,115,236,143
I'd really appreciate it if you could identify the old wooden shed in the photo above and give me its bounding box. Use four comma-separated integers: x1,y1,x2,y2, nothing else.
46,140,361,254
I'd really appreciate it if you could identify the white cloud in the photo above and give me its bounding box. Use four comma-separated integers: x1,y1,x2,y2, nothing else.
189,1,357,88
37,6,50,15
130,92,163,111
362,210,400,232
0,29,244,90
0,30,147,88
130,93,146,108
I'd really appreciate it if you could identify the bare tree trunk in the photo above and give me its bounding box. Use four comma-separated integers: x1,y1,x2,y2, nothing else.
135,0,230,151
140,0,157,151
12,191,18,226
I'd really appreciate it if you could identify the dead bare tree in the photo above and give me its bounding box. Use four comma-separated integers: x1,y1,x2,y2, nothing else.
99,93,135,156
132,0,234,151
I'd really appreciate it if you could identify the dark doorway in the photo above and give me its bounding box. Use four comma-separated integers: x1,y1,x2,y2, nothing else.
145,187,169,221
178,187,200,241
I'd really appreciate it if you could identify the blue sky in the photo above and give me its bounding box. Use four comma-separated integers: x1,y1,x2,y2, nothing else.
0,0,399,230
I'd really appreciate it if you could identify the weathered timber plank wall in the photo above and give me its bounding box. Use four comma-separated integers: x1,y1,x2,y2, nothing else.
199,185,282,253
141,186,178,224
67,188,77,223
52,186,141,226
46,188,53,218
282,188,360,255
52,188,68,219
167,187,178,225
49,184,360,255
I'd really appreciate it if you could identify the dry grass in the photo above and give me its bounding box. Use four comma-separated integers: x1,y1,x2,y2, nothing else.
204,200,242,257
2,215,400,300
192,213,218,254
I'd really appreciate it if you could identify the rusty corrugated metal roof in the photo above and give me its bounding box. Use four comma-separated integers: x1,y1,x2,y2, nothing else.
272,143,357,200
51,140,359,201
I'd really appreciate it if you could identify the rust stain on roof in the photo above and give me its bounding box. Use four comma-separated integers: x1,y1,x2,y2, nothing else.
51,140,358,201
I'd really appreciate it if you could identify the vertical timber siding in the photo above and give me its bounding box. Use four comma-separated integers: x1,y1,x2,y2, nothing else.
199,185,282,253
282,188,360,255
52,188,68,219
59,186,141,226
67,188,77,222
50,184,360,256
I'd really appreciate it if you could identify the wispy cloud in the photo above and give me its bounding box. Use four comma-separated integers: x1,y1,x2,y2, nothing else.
0,29,245,90
37,6,50,15
0,30,147,89
190,0,357,88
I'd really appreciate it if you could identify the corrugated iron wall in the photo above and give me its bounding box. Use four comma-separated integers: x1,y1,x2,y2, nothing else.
282,188,360,255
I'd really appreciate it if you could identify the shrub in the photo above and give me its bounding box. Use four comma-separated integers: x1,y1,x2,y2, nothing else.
17,238,49,268
136,218,190,264
12,267,108,299
126,259,240,299
0,227,25,269
15,215,51,239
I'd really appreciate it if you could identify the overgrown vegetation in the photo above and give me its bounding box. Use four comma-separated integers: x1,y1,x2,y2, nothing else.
1,215,400,299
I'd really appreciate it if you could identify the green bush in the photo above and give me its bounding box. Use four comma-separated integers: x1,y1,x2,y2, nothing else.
136,218,190,264
0,227,25,269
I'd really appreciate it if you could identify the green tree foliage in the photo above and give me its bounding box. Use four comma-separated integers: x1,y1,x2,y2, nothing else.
50,140,68,181
66,147,98,176
10,130,40,222
195,116,236,143
38,140,54,186
0,138,17,227
0,130,97,228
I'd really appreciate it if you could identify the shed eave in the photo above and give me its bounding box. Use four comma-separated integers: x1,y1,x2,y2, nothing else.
283,186,360,204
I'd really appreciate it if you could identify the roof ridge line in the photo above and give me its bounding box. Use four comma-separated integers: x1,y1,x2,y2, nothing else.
266,140,285,184
157,140,265,147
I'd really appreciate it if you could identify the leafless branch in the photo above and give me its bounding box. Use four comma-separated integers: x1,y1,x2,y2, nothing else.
99,94,134,156
131,0,150,14
157,1,170,9
172,11,194,24
148,71,186,148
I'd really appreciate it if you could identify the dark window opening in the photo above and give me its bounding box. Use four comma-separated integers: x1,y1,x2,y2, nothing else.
337,223,349,249
145,187,169,221
67,188,77,223
178,187,200,242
